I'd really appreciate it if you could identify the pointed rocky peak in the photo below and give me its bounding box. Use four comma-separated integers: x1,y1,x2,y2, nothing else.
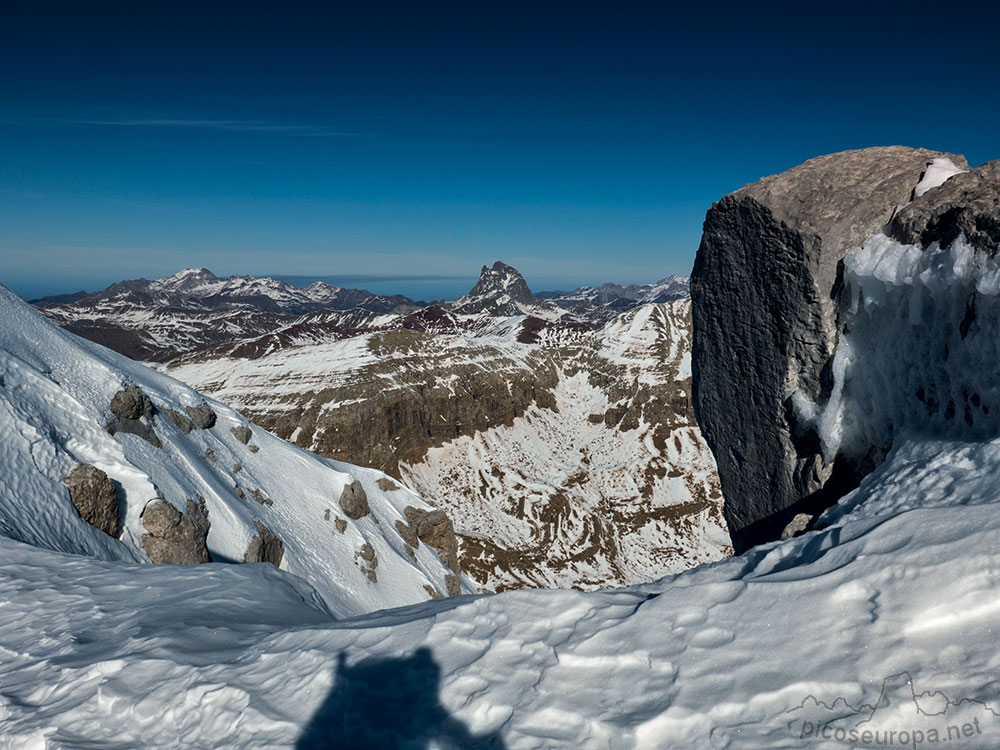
466,261,534,305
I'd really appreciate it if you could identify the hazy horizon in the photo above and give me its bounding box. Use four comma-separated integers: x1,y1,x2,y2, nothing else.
13,264,689,303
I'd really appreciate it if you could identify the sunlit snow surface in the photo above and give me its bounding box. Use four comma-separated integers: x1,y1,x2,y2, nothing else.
5,434,1000,748
7,231,1000,746
0,285,471,621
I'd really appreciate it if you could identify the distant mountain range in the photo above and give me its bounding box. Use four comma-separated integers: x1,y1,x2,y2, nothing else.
32,267,424,315
32,263,691,361
537,275,689,307
29,261,723,591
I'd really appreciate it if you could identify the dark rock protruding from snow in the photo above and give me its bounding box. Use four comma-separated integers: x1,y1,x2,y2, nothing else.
185,403,217,429
110,385,155,421
339,480,370,519
403,506,461,577
64,464,121,538
140,497,211,564
107,385,162,447
243,521,284,568
395,519,419,548
231,425,252,444
692,146,967,553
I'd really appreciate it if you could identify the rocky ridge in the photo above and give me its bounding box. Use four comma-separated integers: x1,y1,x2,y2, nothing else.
691,146,984,552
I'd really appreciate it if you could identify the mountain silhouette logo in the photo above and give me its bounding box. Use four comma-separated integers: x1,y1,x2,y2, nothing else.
785,672,998,747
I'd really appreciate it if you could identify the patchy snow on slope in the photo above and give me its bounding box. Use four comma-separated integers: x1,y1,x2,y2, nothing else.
402,365,727,591
164,335,380,402
596,299,694,386
0,285,470,618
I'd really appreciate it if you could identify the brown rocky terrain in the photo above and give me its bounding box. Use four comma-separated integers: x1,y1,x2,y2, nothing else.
166,298,729,591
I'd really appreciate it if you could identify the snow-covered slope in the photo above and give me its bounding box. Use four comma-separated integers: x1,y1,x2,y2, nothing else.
7,202,1000,746
0,285,471,617
3,426,1000,747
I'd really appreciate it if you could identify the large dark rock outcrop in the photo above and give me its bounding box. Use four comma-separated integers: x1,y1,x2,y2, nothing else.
243,520,284,568
64,464,121,537
140,497,211,564
107,385,162,447
403,506,461,576
691,146,967,553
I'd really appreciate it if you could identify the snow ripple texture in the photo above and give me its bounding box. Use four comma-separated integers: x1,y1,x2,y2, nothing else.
6,231,1000,746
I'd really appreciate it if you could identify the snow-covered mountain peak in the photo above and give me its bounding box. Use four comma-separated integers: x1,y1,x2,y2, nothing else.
468,260,535,304
149,267,223,293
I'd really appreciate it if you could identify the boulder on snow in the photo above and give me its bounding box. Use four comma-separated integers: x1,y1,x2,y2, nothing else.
141,497,211,564
107,385,161,447
243,521,284,568
231,425,252,444
691,146,967,553
110,385,154,421
780,513,814,541
377,477,400,492
395,519,418,548
186,403,217,430
403,506,461,577
64,464,121,538
339,480,370,519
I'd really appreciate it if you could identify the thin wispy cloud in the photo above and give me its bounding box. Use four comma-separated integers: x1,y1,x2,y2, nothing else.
0,107,366,137
74,118,363,137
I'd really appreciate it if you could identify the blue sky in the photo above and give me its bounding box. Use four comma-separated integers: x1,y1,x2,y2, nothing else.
2,1,999,299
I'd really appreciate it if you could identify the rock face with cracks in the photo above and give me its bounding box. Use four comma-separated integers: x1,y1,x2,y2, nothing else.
243,521,283,568
64,464,121,538
403,505,461,577
691,146,968,552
